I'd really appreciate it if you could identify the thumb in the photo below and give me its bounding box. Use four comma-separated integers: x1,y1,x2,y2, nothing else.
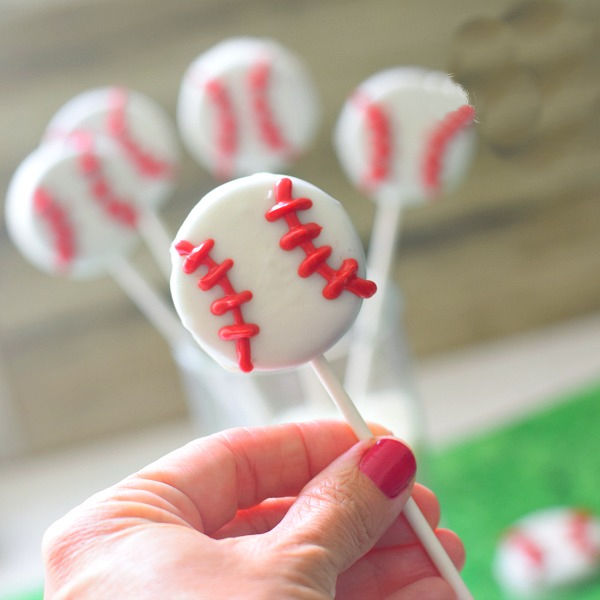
271,437,416,591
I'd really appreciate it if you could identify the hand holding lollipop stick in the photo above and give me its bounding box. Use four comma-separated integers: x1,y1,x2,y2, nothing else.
334,68,477,398
5,136,185,349
45,87,180,279
170,172,472,599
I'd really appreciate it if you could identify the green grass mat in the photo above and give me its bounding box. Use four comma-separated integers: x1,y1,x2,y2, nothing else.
0,589,42,600
429,380,600,599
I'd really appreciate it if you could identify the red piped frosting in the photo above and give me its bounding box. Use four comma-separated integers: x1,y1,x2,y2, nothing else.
71,131,138,228
248,60,289,152
505,529,545,567
107,88,175,180
205,79,237,179
353,92,392,188
33,187,76,269
422,104,475,193
568,510,600,560
265,177,377,300
175,239,259,372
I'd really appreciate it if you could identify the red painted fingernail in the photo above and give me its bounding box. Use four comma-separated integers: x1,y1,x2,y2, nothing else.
359,439,417,498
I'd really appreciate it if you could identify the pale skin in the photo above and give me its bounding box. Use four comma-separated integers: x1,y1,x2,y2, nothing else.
43,421,464,599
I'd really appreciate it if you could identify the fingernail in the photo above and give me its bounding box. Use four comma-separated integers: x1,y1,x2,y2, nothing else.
359,439,417,498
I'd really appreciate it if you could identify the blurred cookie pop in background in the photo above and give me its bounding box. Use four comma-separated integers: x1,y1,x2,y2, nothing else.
44,87,181,278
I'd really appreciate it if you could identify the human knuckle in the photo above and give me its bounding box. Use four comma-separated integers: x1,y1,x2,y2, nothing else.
42,514,82,574
311,475,378,547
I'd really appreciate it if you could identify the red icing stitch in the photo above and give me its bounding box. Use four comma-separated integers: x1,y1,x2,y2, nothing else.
353,92,392,188
33,187,76,269
175,239,258,372
422,104,475,193
568,510,599,561
71,132,138,228
265,178,377,300
506,530,545,568
107,88,175,180
248,60,290,152
205,78,237,179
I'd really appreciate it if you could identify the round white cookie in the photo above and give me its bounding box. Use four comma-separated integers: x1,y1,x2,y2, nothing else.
177,37,319,179
494,507,600,597
45,87,179,207
170,173,375,372
6,136,142,278
334,67,476,205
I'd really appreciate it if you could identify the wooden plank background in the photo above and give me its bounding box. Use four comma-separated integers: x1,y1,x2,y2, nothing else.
1,0,599,455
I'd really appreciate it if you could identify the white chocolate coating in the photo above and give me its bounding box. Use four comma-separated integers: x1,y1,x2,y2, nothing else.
177,37,319,178
334,68,476,206
45,87,179,208
5,137,141,278
494,507,600,597
170,173,370,372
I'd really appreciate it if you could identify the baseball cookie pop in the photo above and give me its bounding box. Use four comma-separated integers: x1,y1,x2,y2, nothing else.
334,68,477,397
177,37,319,179
6,136,185,348
45,87,180,278
170,172,472,599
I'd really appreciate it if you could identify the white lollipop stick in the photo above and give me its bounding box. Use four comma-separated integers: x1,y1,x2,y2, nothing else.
310,354,473,600
310,354,372,439
344,189,403,398
106,256,187,348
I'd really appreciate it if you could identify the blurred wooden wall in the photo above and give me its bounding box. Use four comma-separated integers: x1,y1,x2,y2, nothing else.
1,0,599,455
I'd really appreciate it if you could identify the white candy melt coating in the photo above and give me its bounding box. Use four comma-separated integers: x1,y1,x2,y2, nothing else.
5,138,140,278
177,37,319,178
494,507,600,597
334,67,476,206
170,173,367,371
45,87,179,208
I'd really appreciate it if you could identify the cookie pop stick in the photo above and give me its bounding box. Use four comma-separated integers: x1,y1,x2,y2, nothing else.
170,172,472,599
45,87,180,279
5,137,186,348
177,37,319,179
334,68,477,398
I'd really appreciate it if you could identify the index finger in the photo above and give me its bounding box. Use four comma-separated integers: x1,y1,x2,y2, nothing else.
133,420,391,535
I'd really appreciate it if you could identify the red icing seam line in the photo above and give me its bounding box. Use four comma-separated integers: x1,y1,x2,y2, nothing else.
505,530,545,568
205,78,237,179
248,60,290,152
33,187,76,269
175,239,259,372
422,104,475,193
265,177,377,300
71,131,138,228
569,510,600,560
107,87,175,180
352,91,392,188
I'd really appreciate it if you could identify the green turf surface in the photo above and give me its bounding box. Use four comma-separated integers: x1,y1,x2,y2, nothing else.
429,380,600,599
0,589,42,600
